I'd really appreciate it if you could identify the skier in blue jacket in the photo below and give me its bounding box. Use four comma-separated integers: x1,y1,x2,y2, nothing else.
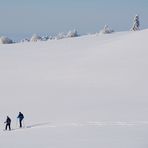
17,112,24,128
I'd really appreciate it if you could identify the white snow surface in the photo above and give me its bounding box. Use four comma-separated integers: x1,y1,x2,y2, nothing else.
0,30,148,148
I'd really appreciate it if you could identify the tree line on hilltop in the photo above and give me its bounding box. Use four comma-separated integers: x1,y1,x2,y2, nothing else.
0,15,140,44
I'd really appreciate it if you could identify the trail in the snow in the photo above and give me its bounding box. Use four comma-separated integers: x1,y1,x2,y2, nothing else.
59,121,148,127
4,121,148,132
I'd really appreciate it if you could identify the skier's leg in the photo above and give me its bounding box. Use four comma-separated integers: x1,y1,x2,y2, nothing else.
20,120,22,128
9,124,11,130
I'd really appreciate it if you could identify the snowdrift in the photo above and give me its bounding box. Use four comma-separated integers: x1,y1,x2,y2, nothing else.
0,36,13,44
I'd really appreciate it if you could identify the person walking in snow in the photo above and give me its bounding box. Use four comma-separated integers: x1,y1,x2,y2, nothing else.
4,116,11,131
17,112,24,128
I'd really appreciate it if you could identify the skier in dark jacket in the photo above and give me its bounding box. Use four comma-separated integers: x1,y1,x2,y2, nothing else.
4,116,11,130
17,112,24,128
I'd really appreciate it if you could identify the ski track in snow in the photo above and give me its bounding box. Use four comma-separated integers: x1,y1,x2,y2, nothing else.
5,121,148,132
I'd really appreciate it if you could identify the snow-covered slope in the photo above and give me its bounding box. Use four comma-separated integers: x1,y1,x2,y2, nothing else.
0,30,148,148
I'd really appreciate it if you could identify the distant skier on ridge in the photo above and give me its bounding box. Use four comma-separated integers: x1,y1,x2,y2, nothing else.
4,116,11,131
17,112,24,128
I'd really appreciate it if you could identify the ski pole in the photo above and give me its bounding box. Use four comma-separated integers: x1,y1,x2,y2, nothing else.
16,118,18,129
23,120,25,128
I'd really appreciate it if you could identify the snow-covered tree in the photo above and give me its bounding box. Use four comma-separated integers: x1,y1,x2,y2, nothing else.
131,15,140,31
30,34,42,42
99,25,114,34
20,38,30,43
66,30,78,38
41,36,49,41
0,36,13,44
48,36,54,40
55,32,66,40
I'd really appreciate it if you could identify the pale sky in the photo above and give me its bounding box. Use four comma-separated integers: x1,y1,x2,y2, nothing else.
0,0,147,40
